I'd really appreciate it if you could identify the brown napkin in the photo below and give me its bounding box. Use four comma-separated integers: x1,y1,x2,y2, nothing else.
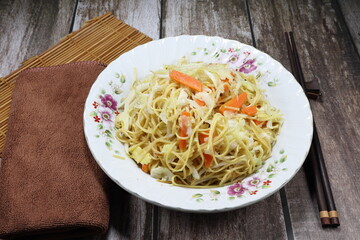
0,61,109,240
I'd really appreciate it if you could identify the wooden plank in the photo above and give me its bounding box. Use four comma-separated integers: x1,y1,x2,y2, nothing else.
248,0,360,239
338,0,360,55
72,0,161,40
158,0,287,239
72,1,161,239
162,0,253,44
90,183,154,240
0,0,77,77
158,195,286,240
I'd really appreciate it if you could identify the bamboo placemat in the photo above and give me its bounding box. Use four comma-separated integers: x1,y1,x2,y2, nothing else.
0,12,152,155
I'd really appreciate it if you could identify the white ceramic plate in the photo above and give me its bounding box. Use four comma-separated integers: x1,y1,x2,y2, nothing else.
84,35,313,212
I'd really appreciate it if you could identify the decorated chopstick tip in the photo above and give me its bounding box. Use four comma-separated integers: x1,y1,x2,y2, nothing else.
319,210,331,226
329,210,340,227
321,217,331,226
330,217,340,227
319,210,340,227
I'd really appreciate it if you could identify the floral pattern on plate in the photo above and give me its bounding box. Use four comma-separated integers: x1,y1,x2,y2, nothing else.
192,44,279,87
89,73,125,154
192,150,288,202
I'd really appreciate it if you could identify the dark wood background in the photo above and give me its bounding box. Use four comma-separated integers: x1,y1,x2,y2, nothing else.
0,0,359,239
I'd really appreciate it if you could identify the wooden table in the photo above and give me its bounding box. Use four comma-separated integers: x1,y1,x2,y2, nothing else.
1,0,359,239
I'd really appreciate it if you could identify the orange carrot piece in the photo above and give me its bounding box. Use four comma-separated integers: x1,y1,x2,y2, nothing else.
231,72,236,77
170,70,202,92
141,164,149,173
198,130,213,167
195,98,206,106
199,130,210,144
221,78,230,92
219,92,247,115
178,132,187,150
242,105,257,116
181,111,191,117
204,154,213,167
178,112,191,150
253,119,263,125
253,120,267,127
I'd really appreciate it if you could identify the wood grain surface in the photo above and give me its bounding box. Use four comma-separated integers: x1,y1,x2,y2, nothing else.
73,0,161,39
249,0,360,239
72,1,161,239
338,0,360,55
0,0,76,77
1,0,360,239
162,0,253,43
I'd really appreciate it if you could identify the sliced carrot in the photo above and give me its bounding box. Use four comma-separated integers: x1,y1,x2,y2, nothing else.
170,70,202,92
203,154,213,167
219,92,247,115
141,164,149,173
241,105,257,116
181,111,191,117
198,130,213,167
195,98,206,106
221,78,230,92
178,112,191,150
178,133,187,150
199,130,210,144
253,119,263,125
231,72,236,77
253,120,267,127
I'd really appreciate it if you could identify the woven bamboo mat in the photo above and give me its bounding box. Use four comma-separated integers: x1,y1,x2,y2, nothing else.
0,12,152,155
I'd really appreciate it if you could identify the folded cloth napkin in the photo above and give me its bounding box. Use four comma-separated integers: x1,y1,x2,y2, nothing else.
0,61,109,240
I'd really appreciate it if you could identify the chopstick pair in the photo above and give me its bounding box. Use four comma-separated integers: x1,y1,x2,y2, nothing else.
285,32,340,227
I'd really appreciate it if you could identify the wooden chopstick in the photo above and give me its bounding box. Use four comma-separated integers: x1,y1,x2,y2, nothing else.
288,32,340,226
284,33,329,226
308,144,331,225
312,128,340,226
284,32,340,227
286,32,321,100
